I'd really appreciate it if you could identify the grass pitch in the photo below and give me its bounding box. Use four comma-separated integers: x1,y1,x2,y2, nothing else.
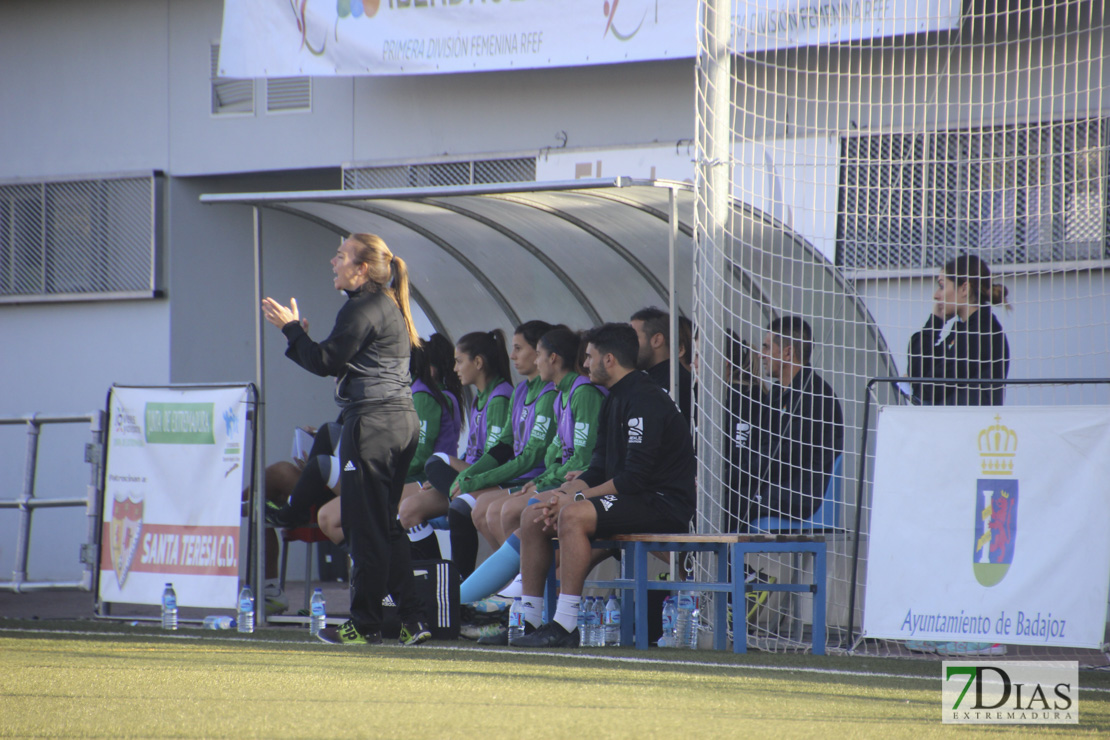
2,622,1108,738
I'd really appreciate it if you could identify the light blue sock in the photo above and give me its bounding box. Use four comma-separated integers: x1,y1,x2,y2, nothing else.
459,534,522,604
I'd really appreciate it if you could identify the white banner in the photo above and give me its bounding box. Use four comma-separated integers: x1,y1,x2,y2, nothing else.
98,386,251,610
864,406,1110,649
734,0,963,53
218,0,697,78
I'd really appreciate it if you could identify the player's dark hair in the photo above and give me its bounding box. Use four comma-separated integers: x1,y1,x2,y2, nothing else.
945,254,1010,308
515,320,555,350
456,328,512,386
538,325,580,374
630,306,670,344
583,323,639,371
768,316,813,366
727,330,756,384
677,315,693,370
413,333,461,412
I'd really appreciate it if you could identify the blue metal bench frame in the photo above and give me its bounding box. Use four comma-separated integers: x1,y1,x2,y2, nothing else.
546,533,826,654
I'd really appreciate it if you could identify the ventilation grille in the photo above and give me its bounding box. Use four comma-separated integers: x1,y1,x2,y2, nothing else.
266,77,311,113
211,43,254,115
838,118,1109,270
343,157,537,190
0,175,158,301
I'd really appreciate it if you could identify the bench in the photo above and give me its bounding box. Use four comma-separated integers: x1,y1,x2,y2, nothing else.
546,533,826,654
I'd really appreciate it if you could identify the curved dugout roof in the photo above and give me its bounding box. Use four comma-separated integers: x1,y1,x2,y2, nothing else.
201,177,900,418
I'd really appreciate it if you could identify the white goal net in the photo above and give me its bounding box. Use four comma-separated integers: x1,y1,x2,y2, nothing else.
693,0,1109,657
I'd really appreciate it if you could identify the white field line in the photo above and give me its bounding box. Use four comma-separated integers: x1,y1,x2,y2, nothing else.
2,625,1108,694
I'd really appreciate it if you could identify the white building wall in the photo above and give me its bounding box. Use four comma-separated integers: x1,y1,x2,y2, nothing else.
0,0,171,179
0,300,170,580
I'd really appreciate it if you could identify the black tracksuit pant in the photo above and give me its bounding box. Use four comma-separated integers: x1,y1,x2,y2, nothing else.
340,399,423,634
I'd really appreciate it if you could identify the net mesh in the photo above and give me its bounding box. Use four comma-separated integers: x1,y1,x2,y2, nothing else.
693,0,1108,658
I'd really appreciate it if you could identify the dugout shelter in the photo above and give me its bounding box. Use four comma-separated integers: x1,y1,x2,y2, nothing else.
202,176,900,606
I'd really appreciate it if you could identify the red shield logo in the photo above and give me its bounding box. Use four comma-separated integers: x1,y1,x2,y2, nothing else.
109,493,144,588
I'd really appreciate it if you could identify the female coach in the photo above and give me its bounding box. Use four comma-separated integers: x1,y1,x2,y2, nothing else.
262,233,430,646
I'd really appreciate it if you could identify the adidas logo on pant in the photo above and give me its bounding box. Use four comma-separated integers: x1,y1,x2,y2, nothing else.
343,460,356,472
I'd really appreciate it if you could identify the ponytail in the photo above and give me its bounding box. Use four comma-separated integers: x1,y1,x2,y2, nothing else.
945,253,1011,311
346,233,421,347
390,255,421,348
989,282,1010,308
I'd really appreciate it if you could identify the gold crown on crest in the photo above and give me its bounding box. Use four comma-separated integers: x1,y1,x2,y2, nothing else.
978,415,1018,476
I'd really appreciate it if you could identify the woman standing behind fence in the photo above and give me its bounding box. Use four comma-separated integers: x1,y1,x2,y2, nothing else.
908,254,1011,407
905,253,1011,658
262,233,430,646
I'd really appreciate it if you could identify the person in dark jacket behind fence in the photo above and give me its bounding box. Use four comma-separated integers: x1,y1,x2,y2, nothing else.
742,316,844,526
908,254,1011,407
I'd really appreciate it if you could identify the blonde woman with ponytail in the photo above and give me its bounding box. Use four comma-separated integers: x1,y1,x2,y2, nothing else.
262,233,431,646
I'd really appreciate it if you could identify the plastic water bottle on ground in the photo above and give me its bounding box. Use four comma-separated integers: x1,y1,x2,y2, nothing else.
585,596,602,647
161,583,178,631
603,593,620,646
203,615,235,630
507,596,524,643
309,588,327,637
676,591,697,649
237,586,255,634
576,597,589,642
659,595,677,647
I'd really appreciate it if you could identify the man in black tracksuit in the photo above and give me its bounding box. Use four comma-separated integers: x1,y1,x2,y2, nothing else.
630,306,693,424
743,316,844,525
511,323,696,648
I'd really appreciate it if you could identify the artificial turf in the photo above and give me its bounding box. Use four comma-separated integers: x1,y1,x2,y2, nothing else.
2,622,1108,738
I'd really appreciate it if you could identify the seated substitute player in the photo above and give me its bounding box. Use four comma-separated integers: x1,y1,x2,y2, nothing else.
457,325,607,609
452,320,558,556
742,316,844,525
511,323,697,648
630,306,692,423
415,329,514,577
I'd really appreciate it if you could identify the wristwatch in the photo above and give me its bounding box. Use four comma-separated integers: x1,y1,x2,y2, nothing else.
573,492,587,502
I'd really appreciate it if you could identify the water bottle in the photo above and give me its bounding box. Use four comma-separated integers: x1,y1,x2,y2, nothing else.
310,588,327,638
603,593,620,646
659,595,677,647
676,591,697,649
237,585,255,634
690,596,703,649
576,597,589,640
507,596,524,643
161,583,178,631
203,615,236,630
585,596,602,647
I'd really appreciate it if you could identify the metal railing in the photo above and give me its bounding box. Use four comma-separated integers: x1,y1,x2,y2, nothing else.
0,412,105,592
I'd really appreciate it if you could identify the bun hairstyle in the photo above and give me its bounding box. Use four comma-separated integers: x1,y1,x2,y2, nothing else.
456,328,513,385
537,325,579,374
346,233,421,347
945,254,1010,308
